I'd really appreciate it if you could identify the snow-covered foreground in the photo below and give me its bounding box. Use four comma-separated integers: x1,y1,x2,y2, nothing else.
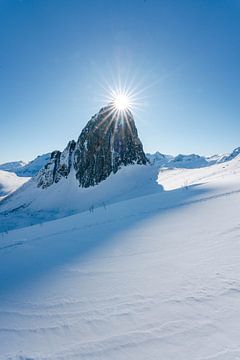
1,158,240,359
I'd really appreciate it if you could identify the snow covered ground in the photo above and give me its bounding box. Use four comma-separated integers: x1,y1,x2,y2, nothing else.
1,158,240,359
0,164,162,232
158,156,240,190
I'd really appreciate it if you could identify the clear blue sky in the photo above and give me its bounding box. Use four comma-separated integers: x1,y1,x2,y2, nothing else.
1,0,240,163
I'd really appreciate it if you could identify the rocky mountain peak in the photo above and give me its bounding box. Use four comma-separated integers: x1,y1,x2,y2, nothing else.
37,104,148,189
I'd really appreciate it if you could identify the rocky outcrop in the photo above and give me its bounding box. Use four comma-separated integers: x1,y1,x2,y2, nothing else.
36,104,148,189
74,105,148,187
37,141,76,188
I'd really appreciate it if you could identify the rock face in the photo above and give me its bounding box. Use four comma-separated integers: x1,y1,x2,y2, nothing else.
37,141,76,189
37,104,148,189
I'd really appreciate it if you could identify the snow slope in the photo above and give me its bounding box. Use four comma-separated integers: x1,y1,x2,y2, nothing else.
158,156,240,190
0,153,51,177
1,157,240,359
4,146,240,232
0,164,162,232
0,161,26,172
15,153,51,177
0,170,29,200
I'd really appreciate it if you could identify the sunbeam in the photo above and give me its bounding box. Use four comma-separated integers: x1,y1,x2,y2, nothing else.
113,94,130,111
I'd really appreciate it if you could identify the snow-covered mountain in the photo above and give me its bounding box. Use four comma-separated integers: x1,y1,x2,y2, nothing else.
147,152,212,168
2,142,239,182
1,151,240,360
0,153,51,177
0,160,27,172
0,170,29,200
146,151,173,167
16,153,51,177
1,106,240,359
147,146,240,169
214,146,240,163
0,104,157,232
37,104,148,189
0,100,239,235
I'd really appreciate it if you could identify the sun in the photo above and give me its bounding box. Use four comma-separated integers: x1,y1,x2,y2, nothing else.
113,93,130,111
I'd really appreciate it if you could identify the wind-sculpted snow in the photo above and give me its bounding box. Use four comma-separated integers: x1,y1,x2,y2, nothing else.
1,158,240,359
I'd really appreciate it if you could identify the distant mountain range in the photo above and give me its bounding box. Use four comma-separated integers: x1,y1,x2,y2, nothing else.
146,147,240,169
0,99,240,234
1,147,240,179
0,153,51,177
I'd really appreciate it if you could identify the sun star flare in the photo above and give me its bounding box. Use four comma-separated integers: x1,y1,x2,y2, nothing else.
113,94,130,111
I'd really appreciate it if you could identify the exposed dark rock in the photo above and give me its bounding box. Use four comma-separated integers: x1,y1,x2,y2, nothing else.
36,104,148,189
74,105,148,187
55,140,76,182
37,150,61,189
37,141,76,188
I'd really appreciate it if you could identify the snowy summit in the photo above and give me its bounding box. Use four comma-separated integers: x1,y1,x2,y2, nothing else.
0,104,155,232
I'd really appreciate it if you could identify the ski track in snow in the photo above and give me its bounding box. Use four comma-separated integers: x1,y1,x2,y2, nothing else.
1,159,240,359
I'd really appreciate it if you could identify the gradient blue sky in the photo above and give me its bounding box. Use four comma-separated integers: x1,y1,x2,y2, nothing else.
1,0,240,163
